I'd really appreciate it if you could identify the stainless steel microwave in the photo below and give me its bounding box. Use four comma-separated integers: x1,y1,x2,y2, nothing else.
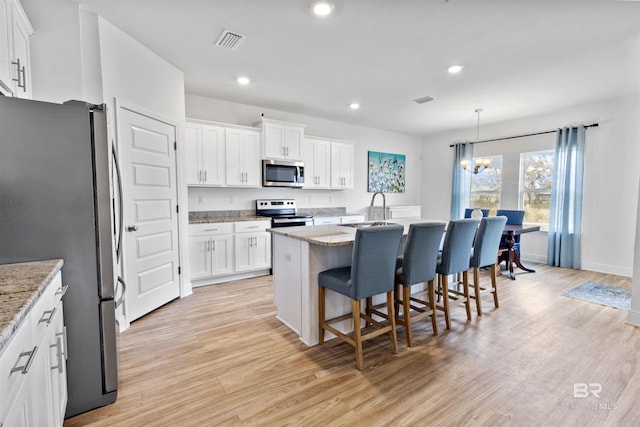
262,159,305,188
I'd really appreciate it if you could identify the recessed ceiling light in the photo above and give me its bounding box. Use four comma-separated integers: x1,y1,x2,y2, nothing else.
312,1,334,16
349,103,360,110
237,76,250,85
448,64,464,74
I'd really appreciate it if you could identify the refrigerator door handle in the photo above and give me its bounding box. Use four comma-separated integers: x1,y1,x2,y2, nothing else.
114,276,126,309
112,143,124,262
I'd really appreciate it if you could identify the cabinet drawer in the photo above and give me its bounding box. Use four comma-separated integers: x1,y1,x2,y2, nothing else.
0,315,34,417
313,217,341,225
31,272,62,344
190,222,233,236
341,215,366,224
234,220,270,233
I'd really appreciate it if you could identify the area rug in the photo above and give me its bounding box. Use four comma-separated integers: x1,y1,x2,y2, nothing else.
563,281,631,311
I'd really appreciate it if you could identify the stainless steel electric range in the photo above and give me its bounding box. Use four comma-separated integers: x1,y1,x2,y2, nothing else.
256,199,313,227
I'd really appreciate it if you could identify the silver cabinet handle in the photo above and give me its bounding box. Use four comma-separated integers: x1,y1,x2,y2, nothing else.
10,346,38,375
39,307,57,325
204,170,207,182
11,59,23,88
205,228,219,232
50,334,65,374
212,240,216,251
198,170,202,182
55,284,69,297
20,65,26,92
127,225,138,232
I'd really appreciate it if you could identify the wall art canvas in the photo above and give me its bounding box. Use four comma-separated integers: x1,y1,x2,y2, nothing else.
367,151,406,193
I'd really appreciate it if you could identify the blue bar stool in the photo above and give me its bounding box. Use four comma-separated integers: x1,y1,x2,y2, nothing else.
394,222,446,347
436,219,480,328
469,216,507,315
318,224,404,369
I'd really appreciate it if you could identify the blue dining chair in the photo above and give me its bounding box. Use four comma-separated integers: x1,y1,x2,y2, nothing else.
393,222,446,347
469,216,507,315
496,209,525,258
436,218,480,328
318,224,404,369
464,208,489,218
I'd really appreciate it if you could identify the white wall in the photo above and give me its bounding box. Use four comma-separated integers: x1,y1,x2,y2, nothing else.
185,94,423,215
20,0,84,103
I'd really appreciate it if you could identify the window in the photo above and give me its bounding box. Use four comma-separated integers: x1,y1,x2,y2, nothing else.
520,150,555,227
469,155,502,215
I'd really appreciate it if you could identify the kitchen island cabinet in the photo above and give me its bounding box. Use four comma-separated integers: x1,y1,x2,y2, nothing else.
270,219,433,346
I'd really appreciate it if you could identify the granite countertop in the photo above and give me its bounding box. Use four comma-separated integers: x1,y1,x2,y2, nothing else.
0,259,64,354
268,218,445,247
190,216,266,224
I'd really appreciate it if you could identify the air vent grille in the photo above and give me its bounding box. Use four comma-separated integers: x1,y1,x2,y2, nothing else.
216,29,245,50
413,95,434,104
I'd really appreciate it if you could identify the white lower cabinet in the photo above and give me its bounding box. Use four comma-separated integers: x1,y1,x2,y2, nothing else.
0,270,67,427
189,224,234,281
48,301,67,427
235,232,270,272
189,220,271,285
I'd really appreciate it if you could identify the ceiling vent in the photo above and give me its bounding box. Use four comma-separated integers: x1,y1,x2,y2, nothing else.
215,29,245,50
413,95,434,104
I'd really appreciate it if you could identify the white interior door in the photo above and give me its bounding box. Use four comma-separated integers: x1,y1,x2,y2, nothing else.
118,106,180,322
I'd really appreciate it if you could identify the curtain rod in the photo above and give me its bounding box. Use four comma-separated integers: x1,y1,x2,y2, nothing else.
448,123,599,147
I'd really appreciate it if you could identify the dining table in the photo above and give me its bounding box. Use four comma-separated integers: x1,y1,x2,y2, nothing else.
499,224,541,280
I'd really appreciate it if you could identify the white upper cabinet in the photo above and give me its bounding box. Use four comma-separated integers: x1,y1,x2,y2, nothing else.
256,118,305,160
185,122,225,186
185,122,202,185
225,127,261,187
301,136,331,189
0,0,11,94
0,0,32,97
330,141,354,189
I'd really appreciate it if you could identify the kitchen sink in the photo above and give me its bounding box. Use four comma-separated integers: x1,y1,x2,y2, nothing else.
338,221,396,229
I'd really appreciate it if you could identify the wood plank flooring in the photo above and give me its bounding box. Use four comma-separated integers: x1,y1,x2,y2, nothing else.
64,265,640,426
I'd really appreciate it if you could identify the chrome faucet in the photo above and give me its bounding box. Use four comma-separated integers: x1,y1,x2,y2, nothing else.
370,191,387,221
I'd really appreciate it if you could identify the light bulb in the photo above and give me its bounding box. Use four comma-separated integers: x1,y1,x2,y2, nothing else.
313,2,334,16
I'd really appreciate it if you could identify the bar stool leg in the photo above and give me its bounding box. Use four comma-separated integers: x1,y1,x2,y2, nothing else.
353,300,364,369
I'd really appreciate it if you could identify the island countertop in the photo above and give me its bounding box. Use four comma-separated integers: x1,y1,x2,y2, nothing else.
268,218,446,247
0,259,64,353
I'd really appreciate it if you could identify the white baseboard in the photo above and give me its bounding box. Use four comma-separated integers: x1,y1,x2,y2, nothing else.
626,310,640,327
581,261,632,278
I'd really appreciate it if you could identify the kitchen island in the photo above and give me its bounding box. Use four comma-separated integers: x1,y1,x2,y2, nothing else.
269,219,437,346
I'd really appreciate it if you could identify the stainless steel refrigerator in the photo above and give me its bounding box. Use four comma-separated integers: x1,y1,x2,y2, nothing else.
0,96,118,417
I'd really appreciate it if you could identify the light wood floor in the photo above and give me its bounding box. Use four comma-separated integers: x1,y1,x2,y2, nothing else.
64,265,640,426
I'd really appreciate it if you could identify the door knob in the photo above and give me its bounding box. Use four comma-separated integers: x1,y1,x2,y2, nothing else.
127,225,138,232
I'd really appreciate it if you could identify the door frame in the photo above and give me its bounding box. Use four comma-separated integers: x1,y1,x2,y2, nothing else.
112,97,190,331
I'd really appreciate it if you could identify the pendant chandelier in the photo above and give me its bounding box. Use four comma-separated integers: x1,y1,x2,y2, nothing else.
460,108,490,174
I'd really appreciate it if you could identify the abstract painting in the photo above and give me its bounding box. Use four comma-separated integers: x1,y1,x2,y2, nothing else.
367,151,406,193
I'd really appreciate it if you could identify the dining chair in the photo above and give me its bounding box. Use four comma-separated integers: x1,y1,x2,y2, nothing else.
436,218,480,328
469,216,507,315
496,209,525,259
318,224,404,369
374,222,446,347
464,208,489,218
